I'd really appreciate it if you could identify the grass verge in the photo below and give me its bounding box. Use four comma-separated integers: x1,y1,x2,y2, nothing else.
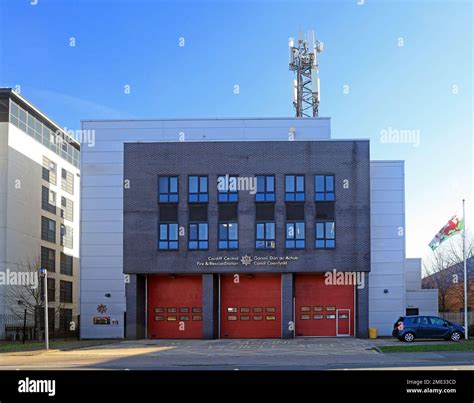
379,340,474,353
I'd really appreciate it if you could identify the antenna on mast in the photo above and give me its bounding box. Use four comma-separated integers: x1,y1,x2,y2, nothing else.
288,30,323,117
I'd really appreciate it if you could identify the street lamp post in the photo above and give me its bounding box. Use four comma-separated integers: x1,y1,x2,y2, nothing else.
39,267,49,350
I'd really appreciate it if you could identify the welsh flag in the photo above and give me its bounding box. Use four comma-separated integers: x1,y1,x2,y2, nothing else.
429,215,464,251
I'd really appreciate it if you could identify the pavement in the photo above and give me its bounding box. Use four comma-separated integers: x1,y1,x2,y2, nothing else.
0,337,473,370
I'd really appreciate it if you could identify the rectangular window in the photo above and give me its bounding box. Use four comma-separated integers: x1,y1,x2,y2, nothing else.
40,278,55,302
188,176,208,203
41,246,55,272
60,280,73,303
159,204,178,221
60,253,73,275
41,216,56,243
315,221,335,249
41,186,56,214
255,175,275,202
218,222,238,249
59,308,73,330
286,222,305,249
218,204,238,221
217,175,239,202
61,196,74,222
286,203,305,221
285,175,305,201
256,222,275,249
315,202,335,220
256,203,274,221
158,176,179,203
60,224,73,249
39,307,55,330
61,168,74,195
42,157,57,185
159,223,179,250
188,222,208,250
315,175,335,201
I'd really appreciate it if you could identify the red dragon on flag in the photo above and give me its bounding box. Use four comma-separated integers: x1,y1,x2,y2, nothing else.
429,215,464,251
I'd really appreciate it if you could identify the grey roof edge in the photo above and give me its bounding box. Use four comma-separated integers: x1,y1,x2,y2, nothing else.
370,160,405,163
122,138,371,143
0,88,81,148
81,116,332,123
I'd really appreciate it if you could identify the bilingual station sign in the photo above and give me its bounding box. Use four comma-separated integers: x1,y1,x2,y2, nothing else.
196,255,299,268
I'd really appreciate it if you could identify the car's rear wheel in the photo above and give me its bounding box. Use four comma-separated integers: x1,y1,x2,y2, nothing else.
450,331,462,342
403,332,415,342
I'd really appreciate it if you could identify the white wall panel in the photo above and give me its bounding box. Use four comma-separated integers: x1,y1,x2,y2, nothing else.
369,161,406,336
371,238,404,251
370,202,403,215
82,221,123,233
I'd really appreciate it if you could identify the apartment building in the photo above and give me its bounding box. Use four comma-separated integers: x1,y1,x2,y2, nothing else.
0,89,80,337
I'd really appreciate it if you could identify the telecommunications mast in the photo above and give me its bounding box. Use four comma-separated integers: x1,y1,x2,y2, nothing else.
288,30,323,117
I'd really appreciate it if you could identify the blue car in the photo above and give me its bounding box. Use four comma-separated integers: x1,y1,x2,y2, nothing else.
392,315,465,342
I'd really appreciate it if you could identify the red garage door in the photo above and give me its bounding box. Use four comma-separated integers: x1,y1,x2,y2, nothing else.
220,274,281,339
295,274,354,337
147,275,202,339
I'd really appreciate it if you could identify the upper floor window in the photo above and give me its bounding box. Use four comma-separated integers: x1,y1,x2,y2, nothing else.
42,156,57,185
159,223,179,250
61,169,74,195
315,221,335,249
286,222,305,249
60,224,73,249
217,175,239,202
188,176,208,203
255,175,275,202
285,175,305,202
256,222,275,249
219,222,238,249
315,175,335,201
60,280,73,303
41,278,56,302
41,216,56,243
189,223,208,250
61,197,74,222
41,246,55,272
60,252,73,276
159,176,179,203
41,186,56,214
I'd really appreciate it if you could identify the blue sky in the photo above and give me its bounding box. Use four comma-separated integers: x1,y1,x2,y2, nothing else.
0,0,472,262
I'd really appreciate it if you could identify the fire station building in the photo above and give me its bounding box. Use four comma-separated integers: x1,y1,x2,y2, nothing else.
80,117,436,340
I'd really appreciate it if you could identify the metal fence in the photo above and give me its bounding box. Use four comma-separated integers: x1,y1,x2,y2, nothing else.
0,313,79,342
439,312,474,327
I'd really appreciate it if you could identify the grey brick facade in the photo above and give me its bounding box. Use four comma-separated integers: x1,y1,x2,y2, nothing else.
123,140,371,338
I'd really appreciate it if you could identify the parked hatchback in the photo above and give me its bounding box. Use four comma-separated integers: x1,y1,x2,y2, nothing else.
392,315,465,342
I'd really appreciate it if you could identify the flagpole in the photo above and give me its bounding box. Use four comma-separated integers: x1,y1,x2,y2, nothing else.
463,199,468,340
